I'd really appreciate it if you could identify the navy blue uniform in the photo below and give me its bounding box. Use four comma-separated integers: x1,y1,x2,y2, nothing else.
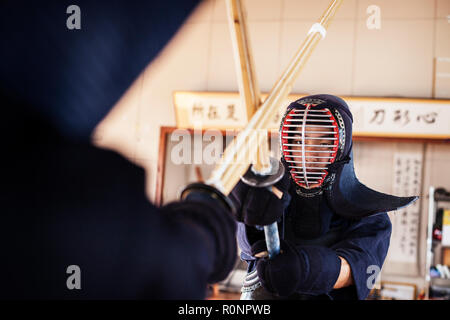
233,184,392,300
229,94,415,301
0,0,237,299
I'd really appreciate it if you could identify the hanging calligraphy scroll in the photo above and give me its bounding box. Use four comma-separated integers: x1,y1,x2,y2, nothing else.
174,92,450,139
388,152,423,265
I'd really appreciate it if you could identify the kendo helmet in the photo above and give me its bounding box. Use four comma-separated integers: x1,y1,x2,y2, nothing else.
279,94,417,217
280,95,352,196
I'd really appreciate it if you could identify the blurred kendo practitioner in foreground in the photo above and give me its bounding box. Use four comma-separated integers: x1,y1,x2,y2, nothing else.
230,94,418,300
0,1,237,299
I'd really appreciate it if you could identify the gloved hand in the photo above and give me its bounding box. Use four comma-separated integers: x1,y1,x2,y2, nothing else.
229,167,291,226
162,183,237,284
251,239,341,297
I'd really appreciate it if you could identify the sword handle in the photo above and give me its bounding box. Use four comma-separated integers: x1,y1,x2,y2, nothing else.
240,160,284,260
264,222,280,259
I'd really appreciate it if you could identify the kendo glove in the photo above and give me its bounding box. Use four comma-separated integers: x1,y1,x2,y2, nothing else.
251,239,341,297
161,183,237,283
229,167,291,226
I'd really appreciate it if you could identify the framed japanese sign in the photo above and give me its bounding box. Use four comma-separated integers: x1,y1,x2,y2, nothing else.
173,91,450,140
349,97,450,139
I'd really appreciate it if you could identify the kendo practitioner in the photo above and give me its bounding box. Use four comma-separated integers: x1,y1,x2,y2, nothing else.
0,0,237,299
230,94,418,300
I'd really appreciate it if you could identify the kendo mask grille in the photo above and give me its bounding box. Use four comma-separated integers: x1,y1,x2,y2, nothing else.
281,105,340,189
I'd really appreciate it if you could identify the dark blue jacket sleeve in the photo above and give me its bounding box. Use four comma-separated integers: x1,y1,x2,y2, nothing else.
1,142,235,299
237,222,259,262
330,213,392,300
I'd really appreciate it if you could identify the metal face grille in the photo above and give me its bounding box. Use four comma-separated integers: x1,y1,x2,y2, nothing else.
281,106,339,189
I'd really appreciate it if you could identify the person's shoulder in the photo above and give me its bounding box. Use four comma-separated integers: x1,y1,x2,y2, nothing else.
341,212,392,235
33,140,150,209
69,142,147,192
363,212,391,225
63,141,146,181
